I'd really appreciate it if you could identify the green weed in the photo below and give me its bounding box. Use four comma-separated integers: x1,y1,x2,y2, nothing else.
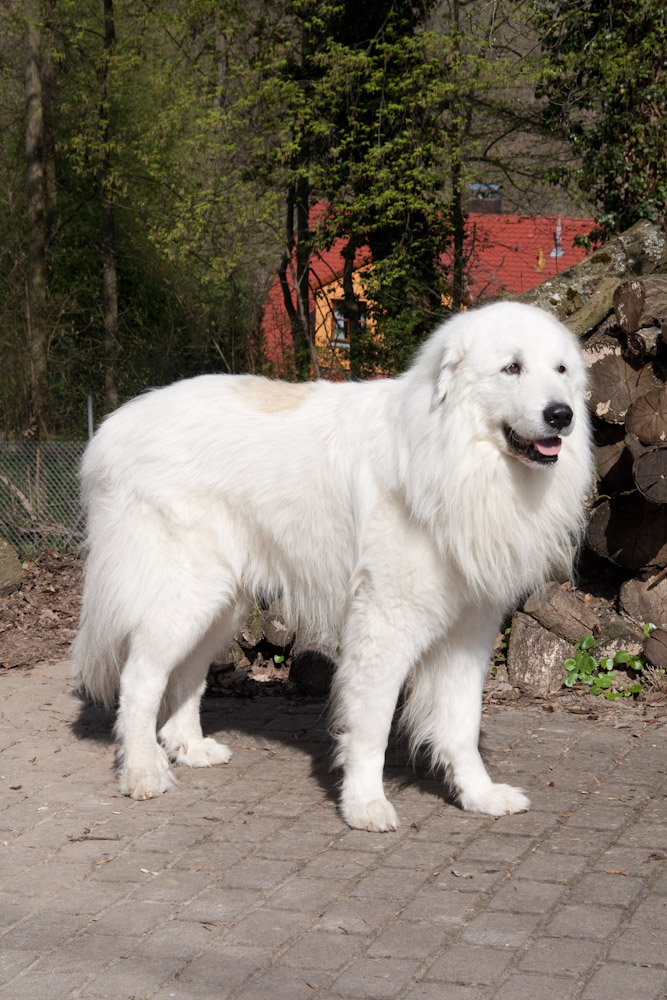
563,626,654,699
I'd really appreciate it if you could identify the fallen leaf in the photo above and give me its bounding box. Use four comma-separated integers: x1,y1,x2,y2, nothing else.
604,869,630,876
451,870,474,879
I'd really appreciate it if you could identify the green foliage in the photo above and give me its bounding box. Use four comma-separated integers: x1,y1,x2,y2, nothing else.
563,634,646,699
535,0,667,235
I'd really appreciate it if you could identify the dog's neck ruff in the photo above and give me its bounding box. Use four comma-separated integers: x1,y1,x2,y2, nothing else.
395,385,590,611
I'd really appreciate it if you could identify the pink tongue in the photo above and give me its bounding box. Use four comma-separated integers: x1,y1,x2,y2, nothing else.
536,438,562,456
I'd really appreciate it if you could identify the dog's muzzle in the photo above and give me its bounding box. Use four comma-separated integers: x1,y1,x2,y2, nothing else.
504,426,563,465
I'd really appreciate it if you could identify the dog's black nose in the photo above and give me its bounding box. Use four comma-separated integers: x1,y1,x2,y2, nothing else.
543,401,573,431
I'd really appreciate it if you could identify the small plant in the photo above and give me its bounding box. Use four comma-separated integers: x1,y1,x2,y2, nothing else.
563,630,652,699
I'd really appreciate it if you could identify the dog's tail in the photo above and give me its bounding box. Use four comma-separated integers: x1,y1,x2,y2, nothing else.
71,589,126,708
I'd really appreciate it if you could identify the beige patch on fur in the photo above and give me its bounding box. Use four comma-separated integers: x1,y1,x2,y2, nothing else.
238,378,315,414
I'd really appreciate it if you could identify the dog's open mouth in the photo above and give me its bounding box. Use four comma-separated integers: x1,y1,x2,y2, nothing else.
504,426,562,465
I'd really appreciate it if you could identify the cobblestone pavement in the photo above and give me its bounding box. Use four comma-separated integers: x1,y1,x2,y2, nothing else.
1,658,665,1000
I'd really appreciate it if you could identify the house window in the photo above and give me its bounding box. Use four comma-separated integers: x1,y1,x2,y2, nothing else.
332,300,366,348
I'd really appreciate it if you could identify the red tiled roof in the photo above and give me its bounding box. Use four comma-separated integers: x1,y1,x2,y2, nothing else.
463,214,594,298
261,212,594,367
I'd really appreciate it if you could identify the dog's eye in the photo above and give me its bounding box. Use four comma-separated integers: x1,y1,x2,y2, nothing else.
503,362,521,375
558,364,567,374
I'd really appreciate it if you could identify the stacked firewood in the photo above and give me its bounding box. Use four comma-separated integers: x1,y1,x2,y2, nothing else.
507,221,667,693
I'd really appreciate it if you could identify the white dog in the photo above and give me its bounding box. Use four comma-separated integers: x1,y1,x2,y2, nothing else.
73,301,592,831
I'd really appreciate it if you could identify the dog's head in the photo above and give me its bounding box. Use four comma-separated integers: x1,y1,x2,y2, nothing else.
432,302,588,468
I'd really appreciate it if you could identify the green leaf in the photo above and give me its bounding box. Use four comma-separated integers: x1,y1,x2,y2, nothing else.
580,634,596,650
564,658,576,669
613,651,632,664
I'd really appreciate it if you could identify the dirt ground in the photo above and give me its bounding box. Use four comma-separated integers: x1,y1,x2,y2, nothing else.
1,550,665,723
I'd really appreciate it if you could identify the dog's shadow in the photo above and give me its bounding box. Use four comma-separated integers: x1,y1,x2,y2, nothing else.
70,685,460,812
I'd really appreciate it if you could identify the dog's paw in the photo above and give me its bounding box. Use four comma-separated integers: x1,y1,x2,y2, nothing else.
459,782,530,816
118,764,175,800
341,796,399,832
165,736,232,768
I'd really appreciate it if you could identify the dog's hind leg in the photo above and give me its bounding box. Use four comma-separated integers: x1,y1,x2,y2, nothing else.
158,601,250,769
403,612,530,816
115,566,246,800
115,640,177,800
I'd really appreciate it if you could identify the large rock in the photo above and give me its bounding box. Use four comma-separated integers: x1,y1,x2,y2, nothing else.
0,538,24,593
507,612,574,695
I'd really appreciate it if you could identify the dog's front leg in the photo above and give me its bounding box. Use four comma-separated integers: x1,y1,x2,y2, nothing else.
332,603,427,832
404,610,530,816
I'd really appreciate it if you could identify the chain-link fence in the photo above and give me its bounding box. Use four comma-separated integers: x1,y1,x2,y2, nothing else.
0,442,87,551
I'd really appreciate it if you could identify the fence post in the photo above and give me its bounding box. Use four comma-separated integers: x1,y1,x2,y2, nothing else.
87,395,94,441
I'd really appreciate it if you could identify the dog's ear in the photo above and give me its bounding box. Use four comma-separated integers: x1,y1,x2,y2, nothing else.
432,339,465,408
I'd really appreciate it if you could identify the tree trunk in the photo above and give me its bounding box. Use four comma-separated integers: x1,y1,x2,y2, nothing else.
341,236,363,378
101,0,119,412
451,154,465,311
278,179,317,379
24,0,49,438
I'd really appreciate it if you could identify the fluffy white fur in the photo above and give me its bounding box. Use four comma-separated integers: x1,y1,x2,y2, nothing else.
73,301,592,830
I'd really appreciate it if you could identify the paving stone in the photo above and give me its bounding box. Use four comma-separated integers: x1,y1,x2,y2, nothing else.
300,849,379,881
460,911,543,948
0,949,41,984
518,935,604,976
281,929,367,971
317,899,403,935
218,857,302,889
593,846,667,876
178,944,267,989
234,967,334,999
510,850,591,884
399,887,485,926
566,872,645,908
332,957,423,999
366,920,448,960
349,866,432,901
424,943,514,985
404,984,486,999
0,970,85,999
492,972,579,998
34,931,137,973
580,962,667,1000
608,924,667,966
487,876,567,913
0,912,82,950
85,898,169,936
176,886,265,924
82,952,185,997
545,903,626,940
454,833,535,864
263,874,344,913
224,906,312,948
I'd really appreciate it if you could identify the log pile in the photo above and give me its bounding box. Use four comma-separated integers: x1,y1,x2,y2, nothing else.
508,220,667,695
